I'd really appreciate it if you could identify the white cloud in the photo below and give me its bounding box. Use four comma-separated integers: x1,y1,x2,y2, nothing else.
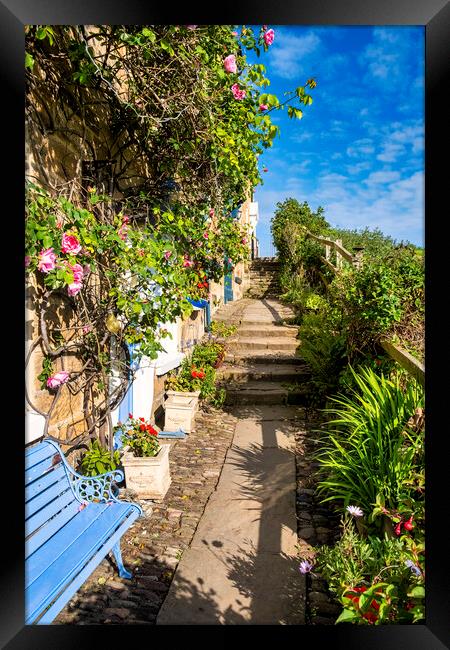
346,138,375,157
364,170,401,184
270,31,321,80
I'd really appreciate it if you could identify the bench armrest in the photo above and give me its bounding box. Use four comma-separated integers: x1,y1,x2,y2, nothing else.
72,469,125,505
42,438,141,512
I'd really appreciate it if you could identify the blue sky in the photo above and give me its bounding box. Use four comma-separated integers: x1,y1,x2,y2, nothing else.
246,26,425,256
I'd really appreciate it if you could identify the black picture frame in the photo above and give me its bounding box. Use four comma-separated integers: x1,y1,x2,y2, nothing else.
4,1,449,647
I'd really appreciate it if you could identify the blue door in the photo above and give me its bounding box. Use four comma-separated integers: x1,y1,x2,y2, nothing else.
118,343,137,423
224,272,233,303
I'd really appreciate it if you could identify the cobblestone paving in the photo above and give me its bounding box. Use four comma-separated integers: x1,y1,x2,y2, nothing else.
295,409,342,625
55,407,238,625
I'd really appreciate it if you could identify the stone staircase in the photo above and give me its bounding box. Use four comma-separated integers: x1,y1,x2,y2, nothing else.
216,298,311,406
245,257,280,299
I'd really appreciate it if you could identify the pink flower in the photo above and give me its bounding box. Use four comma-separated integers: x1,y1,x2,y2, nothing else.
82,325,92,334
47,371,70,389
209,208,215,218
164,250,172,260
25,255,31,267
70,263,84,283
38,248,57,273
68,281,83,296
118,224,128,241
203,232,209,239
259,104,268,111
263,29,275,46
231,31,238,36
183,258,194,268
231,83,246,100
122,215,130,224
61,233,82,255
224,54,237,73
241,238,247,245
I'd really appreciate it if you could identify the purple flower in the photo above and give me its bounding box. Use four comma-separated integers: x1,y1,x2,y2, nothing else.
346,505,364,518
299,560,313,574
405,560,422,576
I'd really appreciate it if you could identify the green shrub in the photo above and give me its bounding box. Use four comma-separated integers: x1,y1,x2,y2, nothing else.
78,439,121,477
315,366,424,515
314,512,425,624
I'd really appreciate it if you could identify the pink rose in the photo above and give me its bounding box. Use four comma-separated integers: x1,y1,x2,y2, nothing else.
61,233,82,255
164,250,172,260
224,54,237,73
183,258,194,267
203,232,209,239
68,281,83,296
122,215,130,224
118,224,128,241
38,248,57,273
231,83,246,100
263,29,275,46
47,371,70,389
70,263,84,283
259,104,268,111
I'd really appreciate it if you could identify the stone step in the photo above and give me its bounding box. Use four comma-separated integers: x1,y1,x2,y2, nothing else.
237,326,298,338
236,318,293,326
224,381,309,406
217,362,310,383
228,337,299,352
225,351,303,364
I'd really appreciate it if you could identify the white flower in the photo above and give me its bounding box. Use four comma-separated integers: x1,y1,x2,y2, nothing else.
346,505,364,517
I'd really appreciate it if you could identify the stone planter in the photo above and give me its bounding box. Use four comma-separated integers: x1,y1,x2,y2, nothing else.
166,389,200,412
164,391,200,433
121,444,171,500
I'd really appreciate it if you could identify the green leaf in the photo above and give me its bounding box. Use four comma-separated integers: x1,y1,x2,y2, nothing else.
408,586,425,599
141,27,156,42
335,608,359,624
25,52,35,69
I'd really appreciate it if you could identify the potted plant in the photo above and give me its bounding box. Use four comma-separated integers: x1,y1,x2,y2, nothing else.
117,416,171,500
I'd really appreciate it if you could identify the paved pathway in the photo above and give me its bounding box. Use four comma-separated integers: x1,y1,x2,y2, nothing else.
157,298,308,624
157,404,305,624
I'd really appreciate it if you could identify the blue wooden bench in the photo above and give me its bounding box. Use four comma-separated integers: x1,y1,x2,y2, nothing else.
25,437,143,625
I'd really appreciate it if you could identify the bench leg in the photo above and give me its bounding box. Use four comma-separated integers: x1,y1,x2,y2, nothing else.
112,541,133,579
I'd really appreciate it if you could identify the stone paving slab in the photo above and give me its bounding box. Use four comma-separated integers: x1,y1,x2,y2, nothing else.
156,405,305,625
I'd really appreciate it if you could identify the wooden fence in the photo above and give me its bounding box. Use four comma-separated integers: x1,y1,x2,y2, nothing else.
304,229,425,387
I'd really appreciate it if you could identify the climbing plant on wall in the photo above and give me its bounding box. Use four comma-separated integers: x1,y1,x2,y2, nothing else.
25,24,316,449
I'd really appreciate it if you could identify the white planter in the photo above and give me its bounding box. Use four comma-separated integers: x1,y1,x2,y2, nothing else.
121,444,171,500
164,391,200,433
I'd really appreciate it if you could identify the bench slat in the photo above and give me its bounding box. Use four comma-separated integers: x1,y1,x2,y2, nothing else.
29,509,140,624
26,500,80,559
26,503,138,623
25,440,48,458
26,465,67,504
25,453,63,486
25,488,76,540
25,443,58,470
27,501,112,583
